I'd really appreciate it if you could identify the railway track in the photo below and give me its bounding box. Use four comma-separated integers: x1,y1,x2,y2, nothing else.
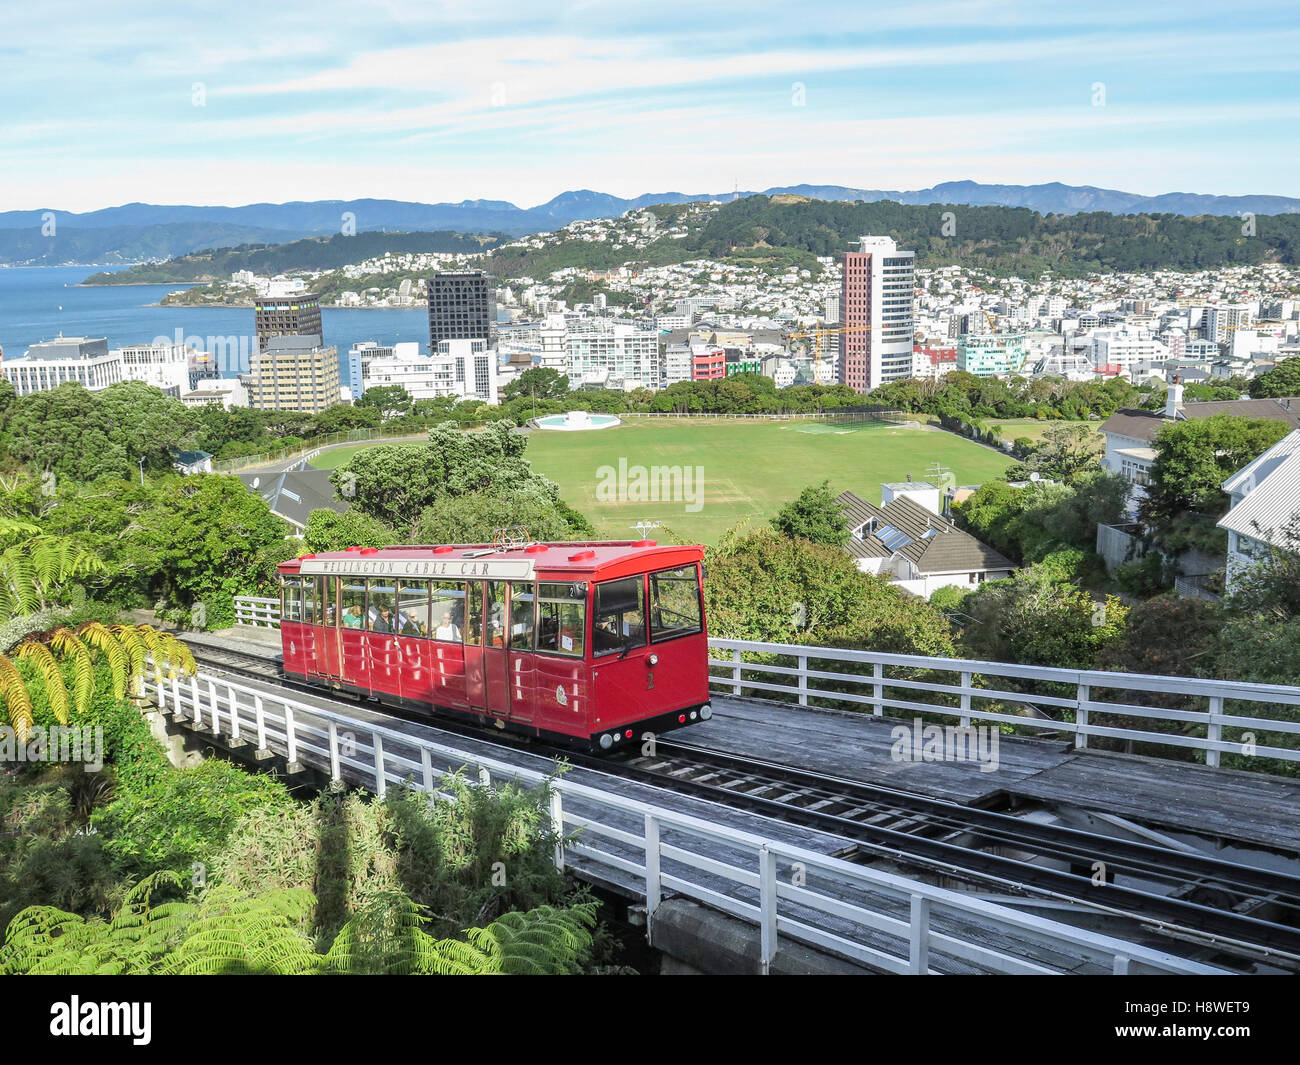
185,642,1300,970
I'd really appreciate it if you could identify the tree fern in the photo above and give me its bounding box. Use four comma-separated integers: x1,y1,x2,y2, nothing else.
0,624,196,740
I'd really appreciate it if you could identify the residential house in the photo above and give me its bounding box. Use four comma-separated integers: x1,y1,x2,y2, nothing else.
1099,383,1300,508
1217,429,1300,592
238,469,349,537
836,488,1016,599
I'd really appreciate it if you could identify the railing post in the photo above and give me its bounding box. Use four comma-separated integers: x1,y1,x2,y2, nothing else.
1112,954,1131,975
797,654,808,707
255,694,267,753
1206,695,1223,769
328,721,341,781
478,766,491,788
1076,683,1090,750
189,676,200,722
960,671,972,729
909,894,931,974
373,732,386,797
421,747,434,793
550,790,565,871
758,844,778,975
872,662,884,716
732,649,743,696
284,705,298,767
644,813,661,933
154,674,167,714
230,689,241,744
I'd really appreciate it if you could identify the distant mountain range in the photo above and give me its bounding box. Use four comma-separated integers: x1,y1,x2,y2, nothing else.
2,180,1298,266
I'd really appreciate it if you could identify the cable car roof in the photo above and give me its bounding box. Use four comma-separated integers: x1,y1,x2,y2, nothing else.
278,540,703,581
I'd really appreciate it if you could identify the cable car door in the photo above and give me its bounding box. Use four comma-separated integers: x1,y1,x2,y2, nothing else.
482,581,511,719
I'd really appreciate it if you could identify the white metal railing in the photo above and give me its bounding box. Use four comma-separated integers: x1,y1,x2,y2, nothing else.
233,596,281,628
233,597,1300,772
709,638,1300,770
142,668,1227,975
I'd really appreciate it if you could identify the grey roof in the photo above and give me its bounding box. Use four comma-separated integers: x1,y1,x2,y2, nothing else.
238,469,348,531
1100,398,1300,443
835,491,1016,576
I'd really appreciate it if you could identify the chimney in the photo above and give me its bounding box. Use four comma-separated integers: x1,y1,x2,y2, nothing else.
1165,378,1184,419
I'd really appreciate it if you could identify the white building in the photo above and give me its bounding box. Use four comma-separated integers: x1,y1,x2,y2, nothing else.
181,376,249,409
1218,429,1300,592
1,337,122,396
115,341,191,398
1090,330,1171,374
566,324,661,390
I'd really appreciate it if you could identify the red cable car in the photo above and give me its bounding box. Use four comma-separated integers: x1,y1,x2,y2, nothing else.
276,540,713,750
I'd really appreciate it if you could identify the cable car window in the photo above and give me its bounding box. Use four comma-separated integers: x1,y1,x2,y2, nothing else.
323,577,339,626
339,582,367,629
485,582,506,647
509,583,535,650
465,582,483,645
593,576,646,656
303,577,320,624
649,566,703,643
431,581,465,642
281,577,303,623
396,580,431,637
537,582,586,657
367,583,397,632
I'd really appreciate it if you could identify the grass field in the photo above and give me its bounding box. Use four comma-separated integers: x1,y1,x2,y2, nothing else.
311,418,1013,543
985,419,1102,443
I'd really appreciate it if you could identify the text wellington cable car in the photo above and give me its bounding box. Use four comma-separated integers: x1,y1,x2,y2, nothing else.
276,540,713,750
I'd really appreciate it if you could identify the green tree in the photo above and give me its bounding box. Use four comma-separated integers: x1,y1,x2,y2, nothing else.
135,476,289,627
1248,360,1300,399
355,385,413,420
1140,415,1291,528
502,367,571,403
303,509,397,553
703,524,954,655
770,481,849,547
960,569,1128,669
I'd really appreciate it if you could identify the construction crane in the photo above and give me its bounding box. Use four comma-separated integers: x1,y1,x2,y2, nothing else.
784,322,873,376
984,308,999,334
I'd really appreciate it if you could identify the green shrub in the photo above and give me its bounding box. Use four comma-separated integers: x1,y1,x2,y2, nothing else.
93,759,294,876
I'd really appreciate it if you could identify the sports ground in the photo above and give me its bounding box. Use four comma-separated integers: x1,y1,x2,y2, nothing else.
314,418,1012,544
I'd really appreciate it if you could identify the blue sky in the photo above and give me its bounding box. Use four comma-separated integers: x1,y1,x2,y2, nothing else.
5,0,1299,210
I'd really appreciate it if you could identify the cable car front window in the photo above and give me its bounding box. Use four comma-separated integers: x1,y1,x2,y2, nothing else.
593,577,646,656
537,582,586,657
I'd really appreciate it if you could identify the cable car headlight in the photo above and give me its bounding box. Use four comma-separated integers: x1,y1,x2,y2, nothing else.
648,654,659,667
700,704,713,720
599,733,614,750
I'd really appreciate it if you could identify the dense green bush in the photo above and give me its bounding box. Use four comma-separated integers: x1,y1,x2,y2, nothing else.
93,759,294,876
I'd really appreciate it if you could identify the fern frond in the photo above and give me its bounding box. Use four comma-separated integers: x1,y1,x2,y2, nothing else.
76,622,128,700
48,627,94,712
0,653,34,742
15,639,70,725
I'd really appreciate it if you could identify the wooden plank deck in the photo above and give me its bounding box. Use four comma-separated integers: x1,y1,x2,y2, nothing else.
696,697,1300,853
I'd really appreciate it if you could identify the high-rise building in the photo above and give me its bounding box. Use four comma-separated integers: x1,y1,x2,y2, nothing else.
254,293,322,350
246,335,340,413
839,236,915,393
427,271,496,351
